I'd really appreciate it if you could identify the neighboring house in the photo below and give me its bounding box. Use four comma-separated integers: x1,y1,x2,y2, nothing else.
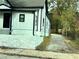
0,0,50,49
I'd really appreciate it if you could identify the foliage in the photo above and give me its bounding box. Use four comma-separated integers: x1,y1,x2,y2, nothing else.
65,38,79,50
36,36,50,50
48,0,78,37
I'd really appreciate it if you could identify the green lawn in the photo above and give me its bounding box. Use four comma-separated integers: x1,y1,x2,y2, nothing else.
65,38,79,50
69,40,79,49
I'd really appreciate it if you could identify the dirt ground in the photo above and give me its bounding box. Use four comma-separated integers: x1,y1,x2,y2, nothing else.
36,34,79,53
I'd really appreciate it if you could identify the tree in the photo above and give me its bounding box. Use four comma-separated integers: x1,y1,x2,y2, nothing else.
48,0,77,38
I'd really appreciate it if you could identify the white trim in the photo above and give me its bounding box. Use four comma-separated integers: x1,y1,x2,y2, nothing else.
0,5,11,9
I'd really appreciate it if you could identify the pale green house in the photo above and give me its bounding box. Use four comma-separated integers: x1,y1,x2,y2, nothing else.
0,0,50,49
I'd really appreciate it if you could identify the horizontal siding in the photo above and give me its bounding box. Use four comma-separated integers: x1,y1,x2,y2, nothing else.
12,11,34,35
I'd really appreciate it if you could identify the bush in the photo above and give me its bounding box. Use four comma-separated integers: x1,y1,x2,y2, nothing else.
76,30,79,38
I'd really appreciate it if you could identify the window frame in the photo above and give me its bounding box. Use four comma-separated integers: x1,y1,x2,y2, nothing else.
19,14,25,22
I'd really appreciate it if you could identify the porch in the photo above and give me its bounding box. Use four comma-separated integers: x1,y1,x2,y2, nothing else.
0,34,43,49
0,28,10,34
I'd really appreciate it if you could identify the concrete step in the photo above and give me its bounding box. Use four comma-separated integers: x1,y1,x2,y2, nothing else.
0,29,9,34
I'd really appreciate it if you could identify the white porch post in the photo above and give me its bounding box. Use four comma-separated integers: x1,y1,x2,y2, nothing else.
35,9,42,36
38,9,41,32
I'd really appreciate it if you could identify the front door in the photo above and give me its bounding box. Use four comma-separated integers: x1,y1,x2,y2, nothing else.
3,13,10,28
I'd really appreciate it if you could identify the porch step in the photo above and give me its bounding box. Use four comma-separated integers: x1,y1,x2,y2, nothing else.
0,29,9,34
0,34,43,49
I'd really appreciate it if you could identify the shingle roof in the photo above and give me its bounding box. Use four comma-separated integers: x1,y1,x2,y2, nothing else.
0,0,10,7
8,0,45,8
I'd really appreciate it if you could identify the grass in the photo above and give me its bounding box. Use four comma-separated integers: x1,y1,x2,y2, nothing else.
69,39,79,49
36,36,50,51
65,37,79,50
36,34,79,53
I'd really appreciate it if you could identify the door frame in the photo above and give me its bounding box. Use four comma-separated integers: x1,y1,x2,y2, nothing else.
3,13,11,28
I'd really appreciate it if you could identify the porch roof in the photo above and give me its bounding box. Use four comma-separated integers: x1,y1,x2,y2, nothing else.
8,0,45,8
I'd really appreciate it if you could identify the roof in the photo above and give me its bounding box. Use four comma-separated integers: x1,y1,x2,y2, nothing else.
8,0,45,8
0,0,10,7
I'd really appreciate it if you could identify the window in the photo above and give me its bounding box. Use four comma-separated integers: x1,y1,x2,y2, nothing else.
19,14,25,22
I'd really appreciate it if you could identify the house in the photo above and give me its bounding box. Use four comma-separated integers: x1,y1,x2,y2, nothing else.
0,0,50,49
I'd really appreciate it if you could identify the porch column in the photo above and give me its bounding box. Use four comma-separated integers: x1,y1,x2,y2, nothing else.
9,10,12,34
33,12,35,36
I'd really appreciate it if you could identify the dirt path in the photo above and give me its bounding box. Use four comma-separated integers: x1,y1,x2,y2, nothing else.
43,34,69,52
